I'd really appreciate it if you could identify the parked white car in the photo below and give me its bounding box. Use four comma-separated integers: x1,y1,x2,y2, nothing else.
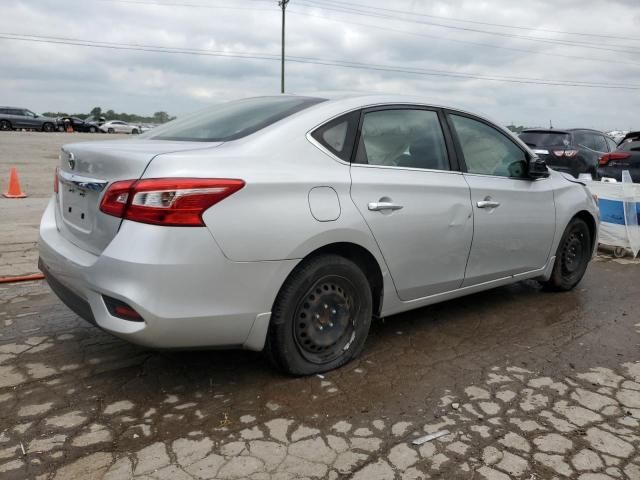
40,94,599,375
99,120,141,134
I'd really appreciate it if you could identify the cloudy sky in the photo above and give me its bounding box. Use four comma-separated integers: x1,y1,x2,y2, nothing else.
2,0,639,129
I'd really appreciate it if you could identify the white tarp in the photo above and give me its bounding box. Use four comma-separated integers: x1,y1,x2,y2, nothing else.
586,176,640,257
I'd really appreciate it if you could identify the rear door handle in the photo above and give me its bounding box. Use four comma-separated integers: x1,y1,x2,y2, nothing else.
476,200,501,209
368,202,403,212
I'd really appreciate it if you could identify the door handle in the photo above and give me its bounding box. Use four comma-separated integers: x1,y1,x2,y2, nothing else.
476,200,501,209
368,202,403,212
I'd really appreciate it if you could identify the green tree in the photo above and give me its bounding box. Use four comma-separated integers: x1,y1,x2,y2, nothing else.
152,111,170,124
90,107,102,117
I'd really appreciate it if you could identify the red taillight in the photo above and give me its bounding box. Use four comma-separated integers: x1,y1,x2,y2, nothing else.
99,178,245,226
599,152,631,166
54,167,59,194
99,179,136,217
564,150,578,158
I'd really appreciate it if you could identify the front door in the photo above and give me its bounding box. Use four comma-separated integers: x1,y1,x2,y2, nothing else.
349,107,473,301
446,112,556,286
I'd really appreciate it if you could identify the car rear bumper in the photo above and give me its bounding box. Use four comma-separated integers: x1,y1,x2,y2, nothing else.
38,197,297,350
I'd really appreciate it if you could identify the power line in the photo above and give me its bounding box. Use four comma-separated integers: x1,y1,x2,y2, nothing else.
294,0,640,55
304,0,640,42
85,0,640,57
2,33,640,90
287,10,640,69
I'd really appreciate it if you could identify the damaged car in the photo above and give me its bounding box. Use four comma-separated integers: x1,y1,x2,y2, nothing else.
39,94,599,375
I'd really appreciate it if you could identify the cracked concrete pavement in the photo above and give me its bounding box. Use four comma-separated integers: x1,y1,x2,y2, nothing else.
0,256,638,479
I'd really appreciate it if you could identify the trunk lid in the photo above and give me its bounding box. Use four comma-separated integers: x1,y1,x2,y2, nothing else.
56,139,221,255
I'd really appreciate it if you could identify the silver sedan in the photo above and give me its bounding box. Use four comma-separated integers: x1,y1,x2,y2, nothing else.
39,94,599,375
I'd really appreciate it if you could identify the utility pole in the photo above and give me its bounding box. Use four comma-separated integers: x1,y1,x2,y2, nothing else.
279,0,290,94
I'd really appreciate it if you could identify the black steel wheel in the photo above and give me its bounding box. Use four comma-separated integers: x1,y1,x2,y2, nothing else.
542,217,592,291
0,120,12,131
293,275,359,365
266,254,372,375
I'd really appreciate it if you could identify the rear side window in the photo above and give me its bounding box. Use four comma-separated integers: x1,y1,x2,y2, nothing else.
605,137,618,152
311,111,359,162
354,109,450,171
574,132,607,152
450,114,527,178
146,96,326,142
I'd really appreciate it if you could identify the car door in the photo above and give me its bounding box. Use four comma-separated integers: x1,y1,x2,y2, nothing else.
11,109,29,128
348,106,473,301
446,112,556,286
22,110,40,128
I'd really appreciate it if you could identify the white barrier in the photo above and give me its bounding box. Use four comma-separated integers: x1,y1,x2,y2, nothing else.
585,177,640,257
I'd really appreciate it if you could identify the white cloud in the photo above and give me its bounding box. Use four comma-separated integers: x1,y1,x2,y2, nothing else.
1,0,639,129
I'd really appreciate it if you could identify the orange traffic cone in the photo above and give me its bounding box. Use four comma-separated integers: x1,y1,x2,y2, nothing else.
3,167,27,198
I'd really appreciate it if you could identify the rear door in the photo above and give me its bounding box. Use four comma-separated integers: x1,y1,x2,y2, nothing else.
447,112,556,286
348,106,473,300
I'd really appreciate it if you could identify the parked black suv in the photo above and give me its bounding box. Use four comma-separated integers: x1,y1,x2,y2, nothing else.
519,128,617,178
0,107,58,132
596,131,640,183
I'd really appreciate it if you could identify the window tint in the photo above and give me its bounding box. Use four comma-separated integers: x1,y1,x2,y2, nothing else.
311,111,359,162
354,109,449,171
10,109,23,116
605,136,618,152
592,135,608,152
519,131,570,147
574,131,606,152
146,96,326,142
450,114,527,178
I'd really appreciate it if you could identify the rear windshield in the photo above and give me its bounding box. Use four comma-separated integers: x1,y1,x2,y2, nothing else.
519,131,570,148
144,96,326,142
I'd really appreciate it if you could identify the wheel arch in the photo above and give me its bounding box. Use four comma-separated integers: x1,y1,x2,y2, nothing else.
574,209,598,254
275,241,384,318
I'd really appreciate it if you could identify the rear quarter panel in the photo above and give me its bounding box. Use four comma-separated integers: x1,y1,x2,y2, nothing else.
142,122,388,267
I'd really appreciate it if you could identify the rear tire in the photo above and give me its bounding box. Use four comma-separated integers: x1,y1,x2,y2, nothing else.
0,120,12,131
89,126,97,133
107,128,114,134
42,122,54,132
131,129,139,134
266,254,372,376
542,217,592,291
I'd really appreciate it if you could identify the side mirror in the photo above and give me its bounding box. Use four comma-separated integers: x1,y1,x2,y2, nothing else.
528,157,550,179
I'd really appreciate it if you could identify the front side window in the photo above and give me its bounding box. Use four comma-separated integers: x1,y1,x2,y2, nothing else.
449,114,527,178
354,109,449,171
311,111,359,162
145,96,326,142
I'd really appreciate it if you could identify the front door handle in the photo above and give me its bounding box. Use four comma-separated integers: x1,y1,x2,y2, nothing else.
476,200,501,209
368,202,403,212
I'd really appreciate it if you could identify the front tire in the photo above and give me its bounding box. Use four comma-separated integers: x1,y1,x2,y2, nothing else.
42,122,54,132
542,217,592,291
266,254,373,375
131,129,139,134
